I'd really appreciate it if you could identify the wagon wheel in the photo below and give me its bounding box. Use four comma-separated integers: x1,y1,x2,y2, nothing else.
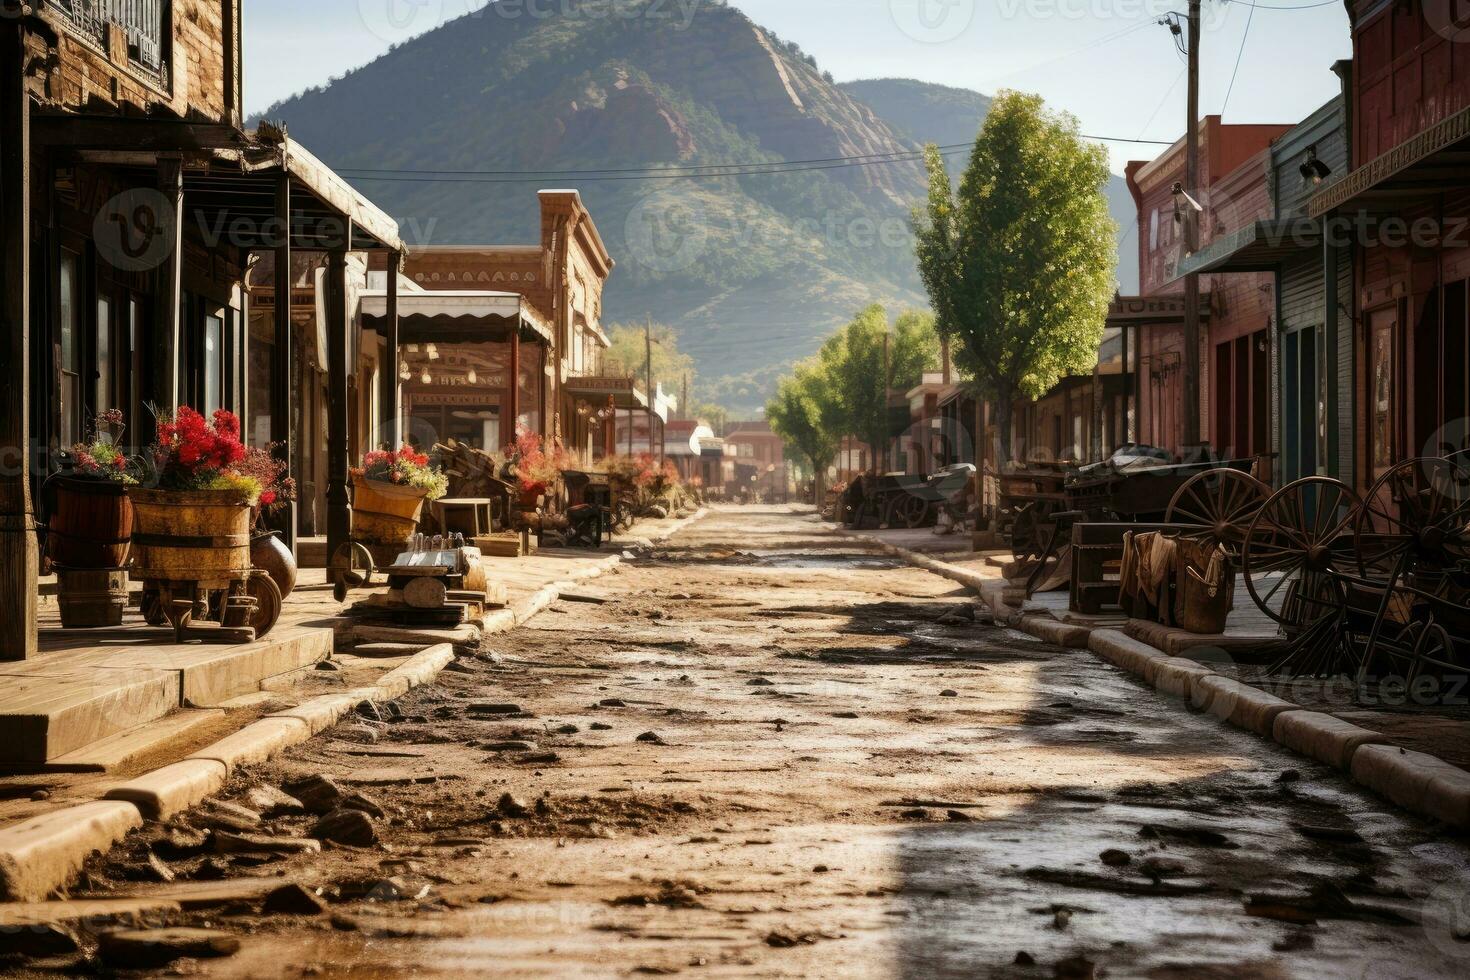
1165,468,1273,561
330,542,376,603
899,494,931,530
1242,477,1362,633
1353,457,1470,577
246,572,283,639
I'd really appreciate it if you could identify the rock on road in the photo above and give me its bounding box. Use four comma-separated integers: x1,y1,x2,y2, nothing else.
66,507,1470,979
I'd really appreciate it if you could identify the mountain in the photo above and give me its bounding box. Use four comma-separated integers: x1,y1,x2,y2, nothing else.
258,2,1134,415
840,78,1140,296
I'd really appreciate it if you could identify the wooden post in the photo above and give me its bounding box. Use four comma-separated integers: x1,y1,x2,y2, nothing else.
325,239,351,573
1121,324,1132,444
1182,0,1203,452
1323,222,1340,481
270,173,295,550
503,326,520,451
383,249,401,449
0,9,39,661
154,157,185,418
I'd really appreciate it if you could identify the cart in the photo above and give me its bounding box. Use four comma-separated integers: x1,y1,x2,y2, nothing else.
1237,455,1470,691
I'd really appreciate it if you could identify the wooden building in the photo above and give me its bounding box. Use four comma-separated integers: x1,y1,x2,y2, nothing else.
386,191,616,463
1,2,405,659
1307,1,1470,497
1118,117,1291,460
1179,84,1356,485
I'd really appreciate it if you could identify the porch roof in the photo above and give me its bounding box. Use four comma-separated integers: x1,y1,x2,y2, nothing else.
35,115,404,252
1308,102,1470,218
564,376,650,411
360,289,553,345
1173,219,1323,279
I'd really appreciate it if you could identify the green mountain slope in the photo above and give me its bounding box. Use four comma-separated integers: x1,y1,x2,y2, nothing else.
258,3,1133,414
840,78,1140,294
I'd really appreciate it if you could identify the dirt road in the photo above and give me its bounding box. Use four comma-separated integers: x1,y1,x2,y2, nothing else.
56,507,1470,978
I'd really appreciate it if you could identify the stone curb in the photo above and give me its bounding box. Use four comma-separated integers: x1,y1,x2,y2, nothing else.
185,717,311,776
0,519,679,904
0,802,145,903
863,534,1470,831
1272,710,1391,772
1191,674,1296,737
103,759,229,821
375,644,455,700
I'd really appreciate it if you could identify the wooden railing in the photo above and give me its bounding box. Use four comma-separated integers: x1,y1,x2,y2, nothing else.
49,0,167,78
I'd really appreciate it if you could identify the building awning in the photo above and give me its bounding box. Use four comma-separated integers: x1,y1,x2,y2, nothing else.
39,116,405,252
1173,219,1323,280
1309,102,1470,218
564,377,650,411
360,290,553,344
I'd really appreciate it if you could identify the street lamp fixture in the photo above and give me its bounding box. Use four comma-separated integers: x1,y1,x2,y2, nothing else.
1300,145,1333,186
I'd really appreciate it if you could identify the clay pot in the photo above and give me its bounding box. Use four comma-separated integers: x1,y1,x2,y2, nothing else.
251,530,298,600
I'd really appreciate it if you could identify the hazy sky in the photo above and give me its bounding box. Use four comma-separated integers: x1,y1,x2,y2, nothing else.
243,0,1353,172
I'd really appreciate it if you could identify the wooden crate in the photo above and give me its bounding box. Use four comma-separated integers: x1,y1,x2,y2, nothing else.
475,533,536,558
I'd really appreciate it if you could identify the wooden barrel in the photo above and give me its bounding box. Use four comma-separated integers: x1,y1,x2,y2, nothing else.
352,477,428,548
127,488,252,584
57,568,130,628
45,476,133,570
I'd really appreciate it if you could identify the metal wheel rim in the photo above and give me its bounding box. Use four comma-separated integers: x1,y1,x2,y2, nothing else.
1242,477,1363,629
1355,457,1470,574
1165,467,1272,560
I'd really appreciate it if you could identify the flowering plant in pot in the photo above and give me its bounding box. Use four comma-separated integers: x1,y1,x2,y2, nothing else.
509,426,570,503
350,446,448,549
128,407,262,589
46,409,138,571
356,445,449,500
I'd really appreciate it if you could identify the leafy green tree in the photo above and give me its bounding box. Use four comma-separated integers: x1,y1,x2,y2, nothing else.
819,304,939,473
766,359,842,502
604,323,697,402
913,90,1116,466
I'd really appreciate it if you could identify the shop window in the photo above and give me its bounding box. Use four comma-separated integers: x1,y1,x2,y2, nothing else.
203,311,223,416
96,294,112,419
59,251,82,448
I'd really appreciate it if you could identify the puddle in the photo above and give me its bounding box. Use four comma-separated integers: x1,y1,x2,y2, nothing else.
737,550,905,570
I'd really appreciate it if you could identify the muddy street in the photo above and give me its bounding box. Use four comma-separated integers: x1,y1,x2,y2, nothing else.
51,507,1470,978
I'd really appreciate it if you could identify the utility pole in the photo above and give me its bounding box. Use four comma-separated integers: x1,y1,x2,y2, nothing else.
1182,0,1203,451
881,330,891,474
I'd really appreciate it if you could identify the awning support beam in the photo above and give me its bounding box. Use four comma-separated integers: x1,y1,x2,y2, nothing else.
271,172,296,552
325,236,352,574
0,9,38,662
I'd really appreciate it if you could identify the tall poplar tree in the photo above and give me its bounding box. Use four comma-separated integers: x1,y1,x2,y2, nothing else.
913,91,1117,466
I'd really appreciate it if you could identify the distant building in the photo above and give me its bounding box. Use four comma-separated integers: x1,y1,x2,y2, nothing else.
724,421,788,498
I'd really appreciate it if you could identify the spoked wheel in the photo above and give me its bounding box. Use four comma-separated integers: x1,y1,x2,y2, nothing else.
1165,468,1273,561
247,572,283,639
1242,477,1363,635
1353,457,1470,577
899,494,931,530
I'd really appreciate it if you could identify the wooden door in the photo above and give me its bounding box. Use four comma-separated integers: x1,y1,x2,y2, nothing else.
1367,306,1399,510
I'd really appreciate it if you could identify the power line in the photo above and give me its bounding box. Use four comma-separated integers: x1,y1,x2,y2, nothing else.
1221,0,1257,116
335,134,1176,185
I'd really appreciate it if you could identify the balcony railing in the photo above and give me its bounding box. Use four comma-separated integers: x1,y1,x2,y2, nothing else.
50,0,167,78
